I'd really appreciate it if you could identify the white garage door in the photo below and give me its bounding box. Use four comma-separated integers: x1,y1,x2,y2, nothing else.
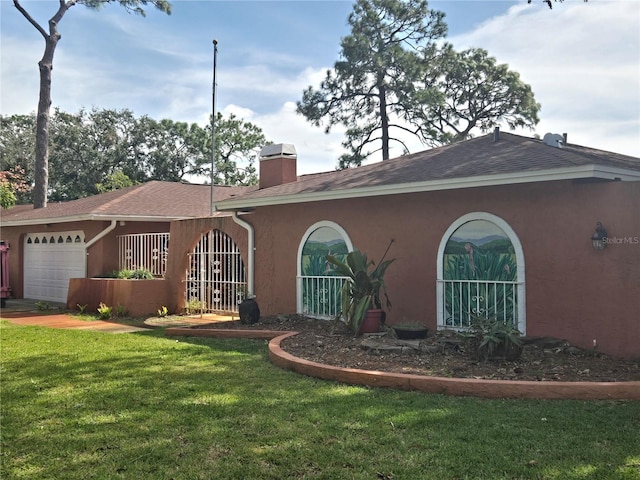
24,231,86,303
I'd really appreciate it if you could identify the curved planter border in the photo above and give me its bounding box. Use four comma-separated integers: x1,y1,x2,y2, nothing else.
165,328,640,400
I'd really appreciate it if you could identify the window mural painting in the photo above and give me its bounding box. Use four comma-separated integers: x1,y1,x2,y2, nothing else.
300,226,349,318
443,220,518,328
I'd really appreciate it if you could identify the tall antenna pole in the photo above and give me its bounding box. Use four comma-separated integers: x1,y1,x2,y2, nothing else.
210,39,218,215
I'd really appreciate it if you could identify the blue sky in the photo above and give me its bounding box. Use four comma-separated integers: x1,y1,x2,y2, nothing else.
2,0,639,175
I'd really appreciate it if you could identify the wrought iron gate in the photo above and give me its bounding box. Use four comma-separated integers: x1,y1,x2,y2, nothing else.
185,230,247,314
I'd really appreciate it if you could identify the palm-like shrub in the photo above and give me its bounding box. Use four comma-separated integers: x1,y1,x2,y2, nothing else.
326,241,395,334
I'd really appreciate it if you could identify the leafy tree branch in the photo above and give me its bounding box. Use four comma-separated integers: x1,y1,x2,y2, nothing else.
1,109,270,203
297,0,540,168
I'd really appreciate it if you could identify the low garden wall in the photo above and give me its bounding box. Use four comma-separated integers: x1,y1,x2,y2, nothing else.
67,278,170,317
164,327,640,400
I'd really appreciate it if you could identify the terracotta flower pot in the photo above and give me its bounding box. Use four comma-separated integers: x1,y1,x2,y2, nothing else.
359,309,384,334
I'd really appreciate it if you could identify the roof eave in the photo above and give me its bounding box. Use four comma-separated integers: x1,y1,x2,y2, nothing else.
0,213,196,228
215,165,640,211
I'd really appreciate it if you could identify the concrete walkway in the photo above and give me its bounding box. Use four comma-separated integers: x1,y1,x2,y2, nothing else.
3,314,152,333
1,299,149,333
1,299,234,333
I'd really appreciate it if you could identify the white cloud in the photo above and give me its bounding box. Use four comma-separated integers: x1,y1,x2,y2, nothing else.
0,35,42,115
3,0,637,183
198,64,349,174
252,101,346,175
218,64,326,106
448,2,640,157
222,104,256,120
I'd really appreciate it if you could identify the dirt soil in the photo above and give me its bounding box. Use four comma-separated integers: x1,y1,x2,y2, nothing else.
192,315,640,382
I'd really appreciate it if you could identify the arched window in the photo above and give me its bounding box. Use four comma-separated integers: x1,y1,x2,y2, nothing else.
437,213,526,334
297,221,353,318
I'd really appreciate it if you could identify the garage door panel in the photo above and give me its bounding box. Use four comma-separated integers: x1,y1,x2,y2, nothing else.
24,231,86,303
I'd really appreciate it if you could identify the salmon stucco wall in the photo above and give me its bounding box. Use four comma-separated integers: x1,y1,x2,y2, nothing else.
519,181,639,358
1,220,172,299
67,278,169,316
237,179,639,358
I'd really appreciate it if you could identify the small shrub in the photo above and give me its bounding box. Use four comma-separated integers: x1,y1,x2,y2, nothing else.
130,269,154,279
114,304,128,317
35,301,50,311
76,304,88,314
115,269,134,279
114,268,154,279
185,298,204,314
157,306,168,317
462,314,523,361
97,303,112,320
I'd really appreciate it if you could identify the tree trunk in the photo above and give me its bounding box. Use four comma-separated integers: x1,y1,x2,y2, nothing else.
379,84,389,161
14,0,66,209
33,37,57,208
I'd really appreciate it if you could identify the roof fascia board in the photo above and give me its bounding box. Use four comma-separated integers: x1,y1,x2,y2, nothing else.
590,165,640,181
1,214,193,228
216,164,640,210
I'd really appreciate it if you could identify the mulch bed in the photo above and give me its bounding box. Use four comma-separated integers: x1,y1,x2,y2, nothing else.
186,314,639,382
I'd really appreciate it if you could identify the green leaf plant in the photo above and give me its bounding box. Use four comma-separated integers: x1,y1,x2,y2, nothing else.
463,313,523,362
325,240,395,334
97,302,112,320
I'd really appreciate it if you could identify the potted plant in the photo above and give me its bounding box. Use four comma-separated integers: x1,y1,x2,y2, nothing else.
326,240,395,335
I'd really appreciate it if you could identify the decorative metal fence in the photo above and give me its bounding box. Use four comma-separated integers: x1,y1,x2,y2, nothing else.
298,275,349,319
438,279,520,329
118,233,169,276
185,230,246,314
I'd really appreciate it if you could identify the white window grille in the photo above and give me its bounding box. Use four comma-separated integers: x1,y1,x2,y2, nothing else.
118,233,169,276
438,279,521,329
297,275,349,319
185,230,247,314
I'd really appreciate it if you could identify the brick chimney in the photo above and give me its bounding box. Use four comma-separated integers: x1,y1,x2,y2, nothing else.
259,144,297,189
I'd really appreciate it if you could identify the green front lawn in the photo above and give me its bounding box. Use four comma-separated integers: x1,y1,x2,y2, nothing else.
1,321,639,479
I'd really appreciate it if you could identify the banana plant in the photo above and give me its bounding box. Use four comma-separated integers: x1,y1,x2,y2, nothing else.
326,240,395,333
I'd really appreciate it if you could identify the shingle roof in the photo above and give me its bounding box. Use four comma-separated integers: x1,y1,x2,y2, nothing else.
1,181,255,225
4,133,637,223
216,132,640,209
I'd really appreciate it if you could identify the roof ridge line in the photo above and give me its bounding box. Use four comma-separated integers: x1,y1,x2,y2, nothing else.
93,181,154,213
